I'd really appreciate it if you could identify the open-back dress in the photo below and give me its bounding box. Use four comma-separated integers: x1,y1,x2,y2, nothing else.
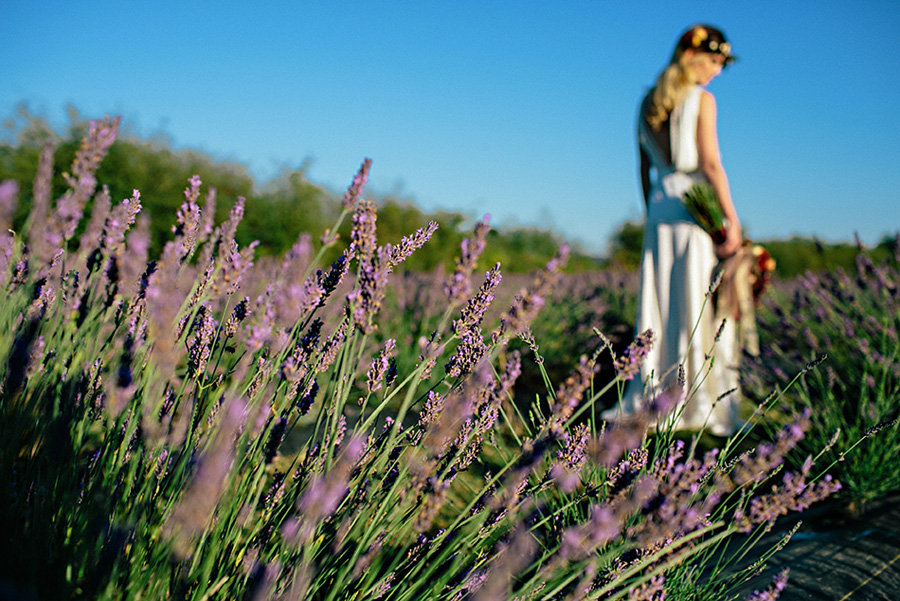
608,85,741,436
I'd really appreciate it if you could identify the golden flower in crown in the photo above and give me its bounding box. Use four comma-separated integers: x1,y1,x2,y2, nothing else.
720,42,732,56
691,27,709,48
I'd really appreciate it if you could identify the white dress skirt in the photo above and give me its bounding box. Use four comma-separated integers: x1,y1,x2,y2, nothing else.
606,86,741,436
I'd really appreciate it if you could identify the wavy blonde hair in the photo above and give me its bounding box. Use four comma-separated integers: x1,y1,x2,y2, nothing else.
645,51,698,131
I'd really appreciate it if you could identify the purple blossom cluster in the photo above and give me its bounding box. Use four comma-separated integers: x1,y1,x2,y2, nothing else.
444,214,491,303
746,568,790,601
614,328,655,381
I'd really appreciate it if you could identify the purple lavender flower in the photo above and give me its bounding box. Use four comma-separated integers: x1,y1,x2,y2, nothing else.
387,221,439,268
557,423,590,472
77,184,112,257
166,397,246,557
0,181,19,286
199,186,217,242
186,303,216,377
549,356,601,429
47,117,120,253
413,477,451,533
185,174,202,203
26,144,54,260
316,320,349,373
445,327,489,379
348,198,378,264
293,436,365,543
342,158,371,211
121,214,151,296
729,409,811,487
471,529,536,601
220,240,260,296
171,177,204,263
0,179,19,230
558,504,621,563
444,215,491,303
372,574,394,599
614,328,654,381
224,297,251,338
628,574,666,601
145,255,190,383
347,246,390,335
417,390,445,429
218,196,246,253
420,383,476,457
453,263,502,336
416,331,442,380
367,338,397,393
492,244,569,343
737,458,841,533
103,190,143,258
746,569,789,601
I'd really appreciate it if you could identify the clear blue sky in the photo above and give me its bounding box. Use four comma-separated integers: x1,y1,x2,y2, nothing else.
2,1,898,255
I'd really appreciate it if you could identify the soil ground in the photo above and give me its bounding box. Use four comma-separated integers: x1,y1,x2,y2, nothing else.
735,492,900,600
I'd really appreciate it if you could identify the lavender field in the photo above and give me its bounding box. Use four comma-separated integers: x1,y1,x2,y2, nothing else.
1,117,897,600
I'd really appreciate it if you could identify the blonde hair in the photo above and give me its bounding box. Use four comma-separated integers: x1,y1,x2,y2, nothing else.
646,51,698,131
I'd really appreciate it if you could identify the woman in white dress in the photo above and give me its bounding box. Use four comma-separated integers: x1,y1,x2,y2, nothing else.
606,24,743,436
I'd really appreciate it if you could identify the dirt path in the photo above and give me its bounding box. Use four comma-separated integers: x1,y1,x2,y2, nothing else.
736,493,900,600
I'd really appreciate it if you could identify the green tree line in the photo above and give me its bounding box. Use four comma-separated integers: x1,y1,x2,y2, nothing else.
1,105,597,273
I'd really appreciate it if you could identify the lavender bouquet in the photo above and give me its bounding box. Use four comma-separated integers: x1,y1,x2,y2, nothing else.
683,182,727,244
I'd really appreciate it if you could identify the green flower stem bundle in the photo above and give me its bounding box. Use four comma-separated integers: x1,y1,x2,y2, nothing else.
683,182,727,244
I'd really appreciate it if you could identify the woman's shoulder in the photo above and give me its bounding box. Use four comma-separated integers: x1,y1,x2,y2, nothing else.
698,88,717,113
688,84,711,101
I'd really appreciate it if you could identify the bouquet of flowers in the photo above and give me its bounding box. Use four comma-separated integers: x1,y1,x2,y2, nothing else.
713,241,776,355
683,182,727,244
750,243,776,304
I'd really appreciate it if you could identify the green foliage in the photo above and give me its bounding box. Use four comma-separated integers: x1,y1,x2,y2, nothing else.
764,237,895,279
605,220,644,271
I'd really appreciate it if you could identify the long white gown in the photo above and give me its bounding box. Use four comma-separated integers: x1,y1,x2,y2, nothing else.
609,85,741,436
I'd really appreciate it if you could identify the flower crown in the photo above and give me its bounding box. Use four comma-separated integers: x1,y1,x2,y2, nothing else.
682,25,736,64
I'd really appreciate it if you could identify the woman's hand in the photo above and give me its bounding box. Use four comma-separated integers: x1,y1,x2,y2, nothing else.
716,222,742,259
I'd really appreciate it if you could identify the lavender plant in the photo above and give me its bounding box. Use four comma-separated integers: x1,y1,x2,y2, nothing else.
0,117,839,601
742,240,900,514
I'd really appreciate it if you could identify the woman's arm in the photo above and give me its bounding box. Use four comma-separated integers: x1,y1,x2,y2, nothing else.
697,90,742,258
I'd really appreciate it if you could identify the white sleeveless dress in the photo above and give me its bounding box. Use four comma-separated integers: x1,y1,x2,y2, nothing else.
609,86,741,436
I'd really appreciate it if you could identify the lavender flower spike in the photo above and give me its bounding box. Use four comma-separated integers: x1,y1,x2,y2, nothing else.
348,198,378,264
367,338,397,393
445,215,491,303
387,221,439,268
492,243,570,343
614,328,654,381
746,568,789,601
0,180,18,284
0,180,18,230
453,263,502,336
292,436,365,544
343,158,372,210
